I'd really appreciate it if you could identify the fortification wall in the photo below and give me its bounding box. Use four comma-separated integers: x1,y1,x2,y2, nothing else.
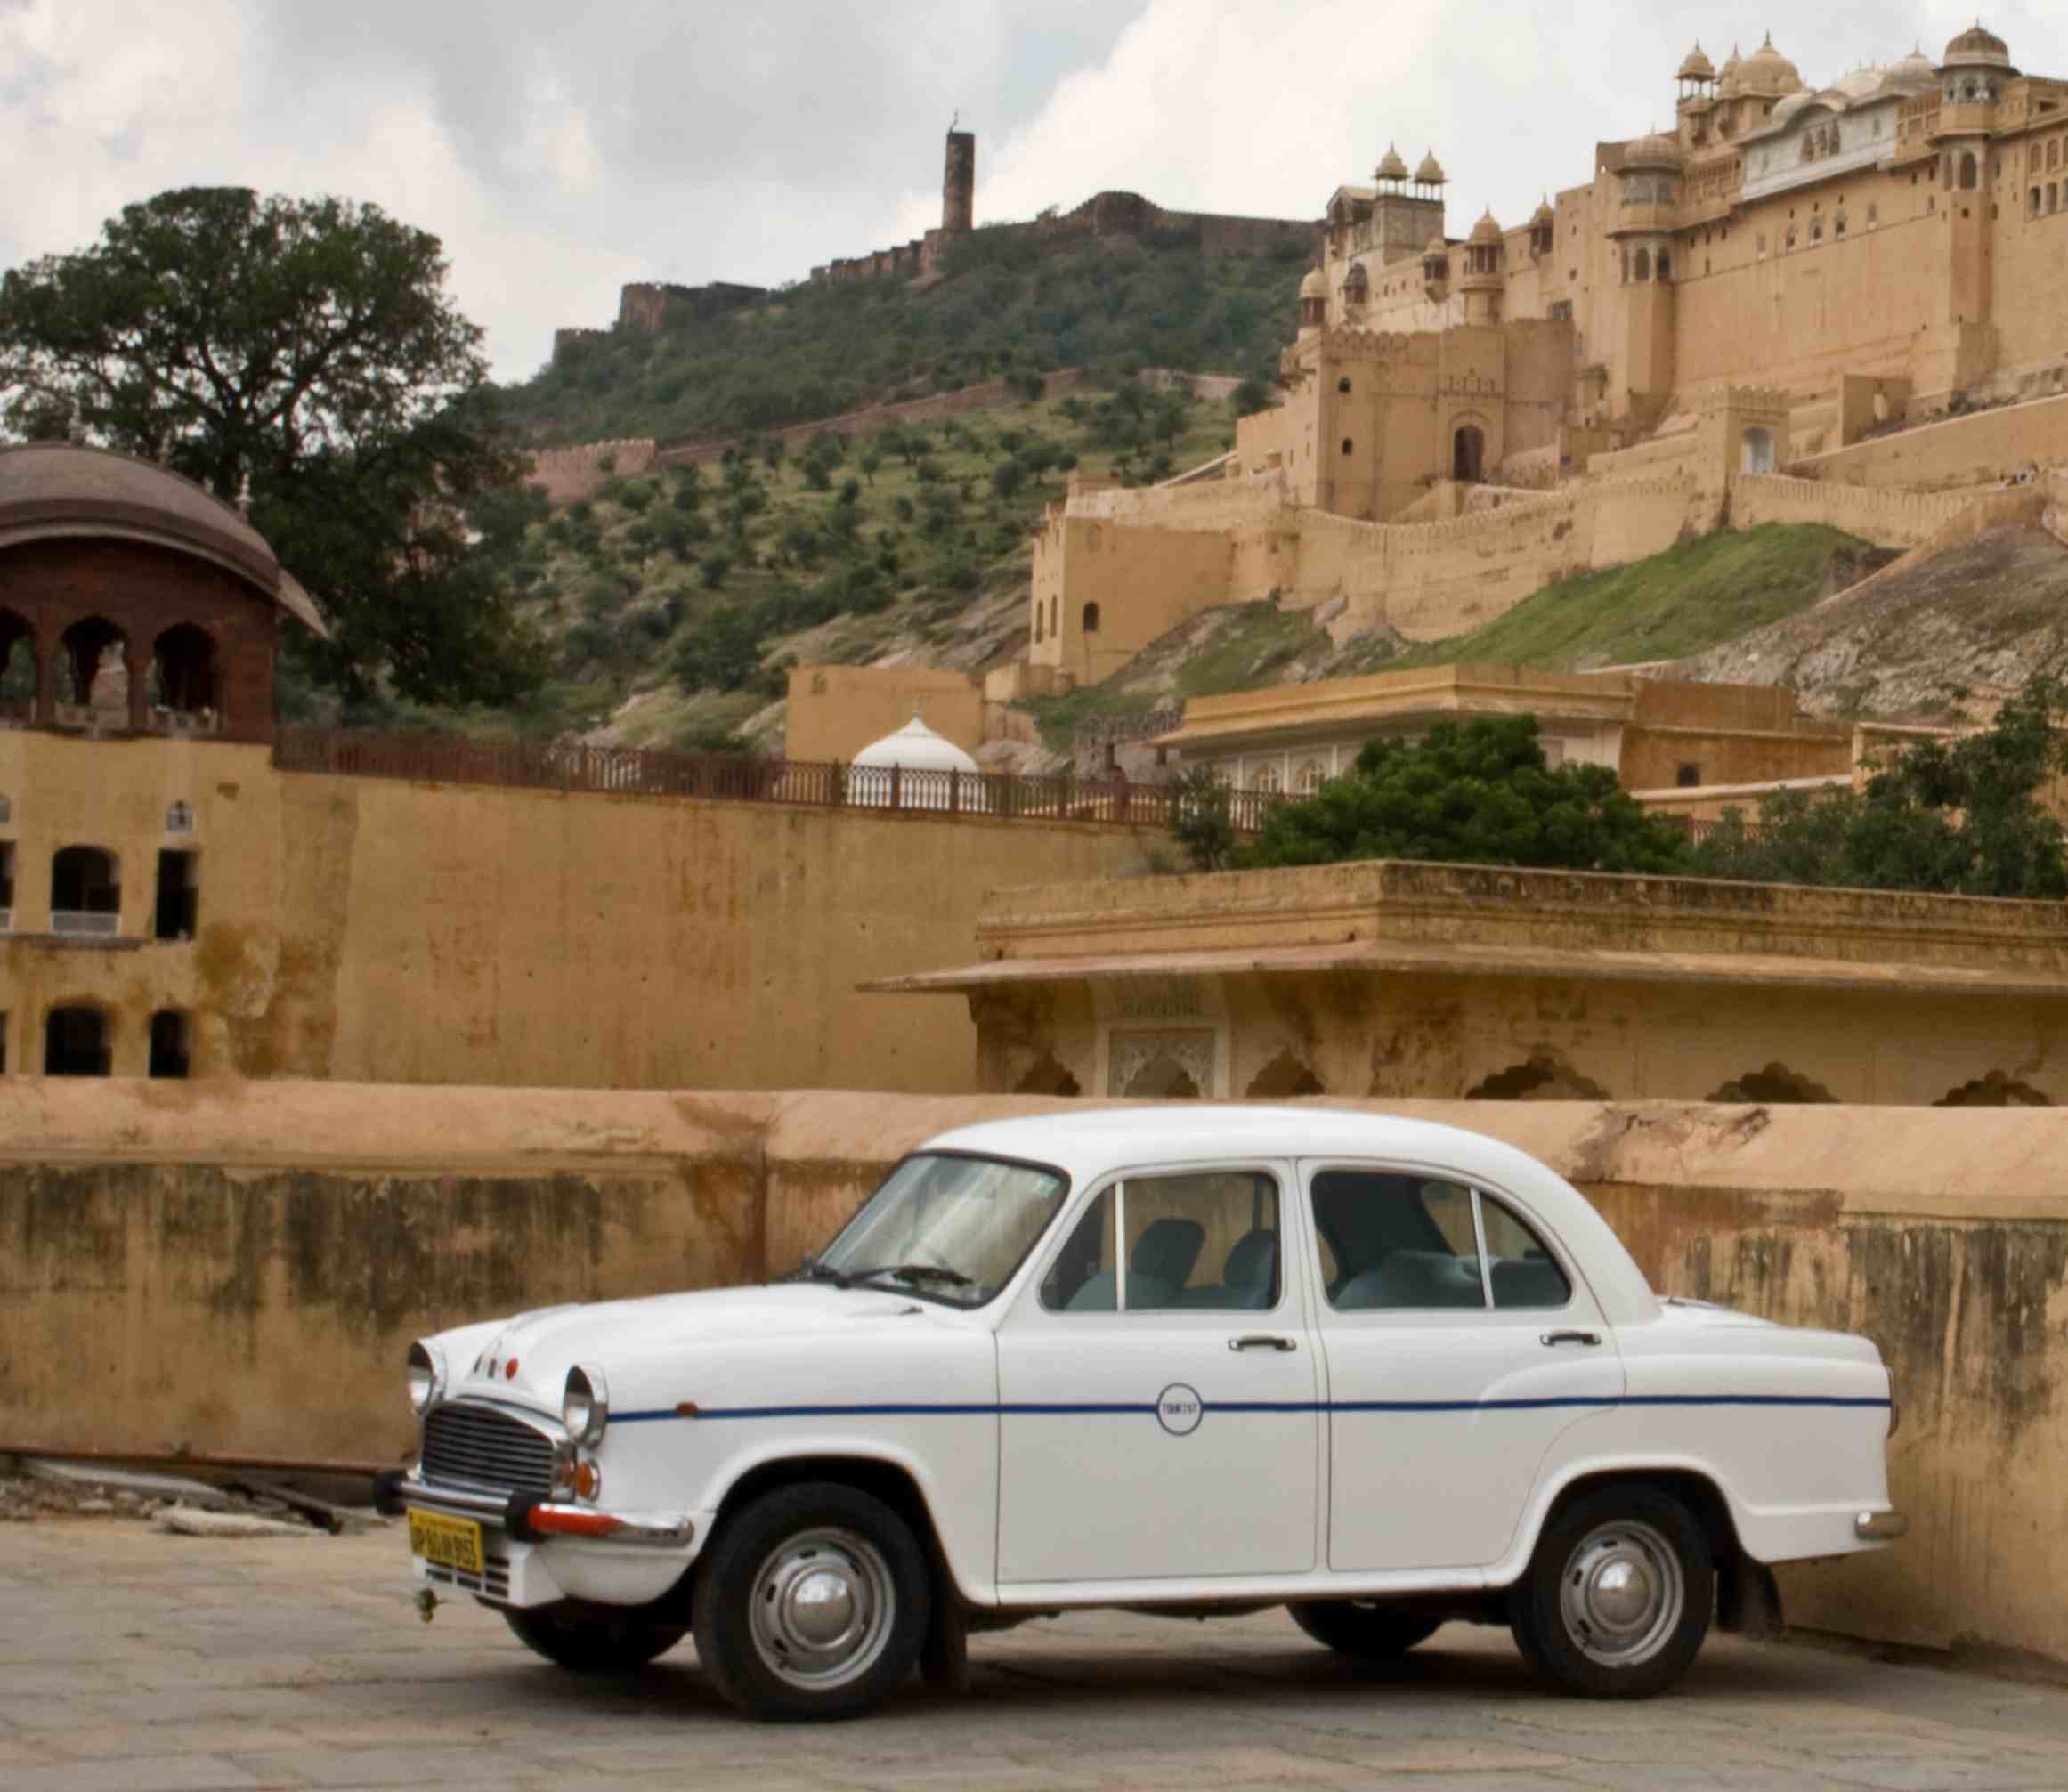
1031,517,1236,682
653,369,1098,469
524,439,658,505
3,1087,2064,1671
1728,474,1977,547
1062,476,1285,532
1290,477,1690,641
1787,391,2068,491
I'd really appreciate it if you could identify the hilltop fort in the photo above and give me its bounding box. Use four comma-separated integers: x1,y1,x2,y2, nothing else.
549,127,1318,364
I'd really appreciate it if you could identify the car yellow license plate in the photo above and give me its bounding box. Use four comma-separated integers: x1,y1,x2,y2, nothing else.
407,1508,485,1575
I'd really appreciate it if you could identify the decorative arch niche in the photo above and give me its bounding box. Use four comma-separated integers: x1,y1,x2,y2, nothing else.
1934,1071,2051,1107
1244,1050,1325,1099
1706,1062,1837,1104
1464,1050,1610,1101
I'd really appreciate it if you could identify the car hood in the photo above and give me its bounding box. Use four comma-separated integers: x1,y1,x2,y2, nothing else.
445,1283,955,1415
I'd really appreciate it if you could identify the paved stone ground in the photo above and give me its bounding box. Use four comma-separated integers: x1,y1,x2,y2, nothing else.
4,1518,2068,1791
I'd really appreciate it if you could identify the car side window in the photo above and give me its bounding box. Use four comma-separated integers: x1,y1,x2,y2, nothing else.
1310,1170,1487,1311
1040,1172,1281,1312
1480,1195,1572,1310
1040,1188,1117,1310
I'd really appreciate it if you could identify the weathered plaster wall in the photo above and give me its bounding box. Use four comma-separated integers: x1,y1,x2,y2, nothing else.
1787,391,2068,490
0,1082,2063,1670
0,734,1153,1091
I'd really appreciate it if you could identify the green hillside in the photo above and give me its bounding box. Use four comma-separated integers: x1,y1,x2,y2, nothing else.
352,377,1245,750
501,231,1305,446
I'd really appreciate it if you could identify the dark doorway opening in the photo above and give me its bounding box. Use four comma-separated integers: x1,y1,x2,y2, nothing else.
1453,424,1486,482
45,1006,110,1076
149,1010,191,1080
156,850,199,941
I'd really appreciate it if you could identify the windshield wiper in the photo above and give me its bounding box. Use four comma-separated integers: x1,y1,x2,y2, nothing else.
784,1257,858,1289
846,1262,976,1290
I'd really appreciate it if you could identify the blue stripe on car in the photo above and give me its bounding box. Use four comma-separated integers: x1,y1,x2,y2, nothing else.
614,1393,1889,1423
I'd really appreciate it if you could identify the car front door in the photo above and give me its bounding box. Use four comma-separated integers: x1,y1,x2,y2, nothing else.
995,1162,1320,1586
1302,1161,1625,1573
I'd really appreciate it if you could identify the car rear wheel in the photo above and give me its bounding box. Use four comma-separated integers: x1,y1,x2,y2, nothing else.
1286,1600,1442,1659
1509,1486,1713,1699
502,1606,685,1672
693,1480,931,1722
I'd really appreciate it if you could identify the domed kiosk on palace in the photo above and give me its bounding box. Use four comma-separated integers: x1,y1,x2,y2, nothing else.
0,442,327,743
847,715,988,811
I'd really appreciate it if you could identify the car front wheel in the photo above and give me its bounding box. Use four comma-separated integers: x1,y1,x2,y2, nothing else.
502,1606,685,1672
1286,1600,1442,1659
693,1480,931,1721
1509,1486,1714,1699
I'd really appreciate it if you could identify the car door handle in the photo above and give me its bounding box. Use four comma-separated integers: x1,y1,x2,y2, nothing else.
1229,1334,1298,1352
1540,1329,1602,1348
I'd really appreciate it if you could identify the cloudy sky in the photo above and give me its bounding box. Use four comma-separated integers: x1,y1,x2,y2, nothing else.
0,1,2049,384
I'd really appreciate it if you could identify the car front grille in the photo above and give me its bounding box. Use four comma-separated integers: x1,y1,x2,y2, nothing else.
421,1401,560,1500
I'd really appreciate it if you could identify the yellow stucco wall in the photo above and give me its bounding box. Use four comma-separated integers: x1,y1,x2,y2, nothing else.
782,664,986,763
0,1081,2063,1670
0,732,1153,1091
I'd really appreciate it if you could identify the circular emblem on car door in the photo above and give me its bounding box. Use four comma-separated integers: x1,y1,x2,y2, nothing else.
1156,1383,1204,1436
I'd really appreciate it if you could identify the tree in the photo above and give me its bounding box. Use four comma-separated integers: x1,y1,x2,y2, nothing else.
1169,766,1237,872
1237,715,1690,874
1690,672,2068,897
0,186,542,708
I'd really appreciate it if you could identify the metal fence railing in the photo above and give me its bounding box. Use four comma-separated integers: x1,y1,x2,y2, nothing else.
272,728,1280,834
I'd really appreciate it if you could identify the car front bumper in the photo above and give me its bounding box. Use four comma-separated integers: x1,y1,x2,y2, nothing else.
379,1470,707,1610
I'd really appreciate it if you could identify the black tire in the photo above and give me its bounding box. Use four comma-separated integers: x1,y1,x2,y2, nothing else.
1508,1486,1714,1699
1286,1600,1443,1659
502,1606,686,1673
692,1480,932,1722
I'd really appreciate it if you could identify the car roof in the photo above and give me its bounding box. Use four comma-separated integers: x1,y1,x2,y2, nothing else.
920,1104,1660,1323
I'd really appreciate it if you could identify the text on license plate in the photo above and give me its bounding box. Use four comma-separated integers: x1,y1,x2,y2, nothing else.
408,1508,485,1575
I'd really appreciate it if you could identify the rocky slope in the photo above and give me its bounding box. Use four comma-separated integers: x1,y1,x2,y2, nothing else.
1680,523,2068,720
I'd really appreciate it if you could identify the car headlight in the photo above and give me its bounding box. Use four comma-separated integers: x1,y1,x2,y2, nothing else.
406,1340,446,1415
563,1365,609,1448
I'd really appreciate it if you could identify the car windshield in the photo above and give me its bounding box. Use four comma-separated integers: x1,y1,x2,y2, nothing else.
809,1153,1070,1307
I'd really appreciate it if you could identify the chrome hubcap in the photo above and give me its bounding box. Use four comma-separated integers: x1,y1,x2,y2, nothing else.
747,1527,895,1689
1558,1520,1683,1666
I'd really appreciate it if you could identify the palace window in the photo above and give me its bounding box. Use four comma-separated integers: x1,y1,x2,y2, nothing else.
1810,219,1823,243
1785,226,1797,250
2031,187,2042,216
45,1006,110,1077
1834,213,1846,238
1959,152,1979,191
1657,250,1672,281
1675,763,1703,788
146,624,220,732
0,840,13,929
1634,247,1651,281
54,616,127,719
1251,765,1282,794
1082,603,1100,635
50,846,119,937
1342,439,1354,456
2051,183,2061,214
1868,203,1879,228
166,800,194,837
1338,377,1352,393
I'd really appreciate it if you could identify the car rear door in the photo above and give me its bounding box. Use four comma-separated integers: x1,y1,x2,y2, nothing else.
994,1160,1320,1586
1301,1160,1625,1573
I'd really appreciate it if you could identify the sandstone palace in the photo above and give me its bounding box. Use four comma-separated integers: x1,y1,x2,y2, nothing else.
1023,24,2068,685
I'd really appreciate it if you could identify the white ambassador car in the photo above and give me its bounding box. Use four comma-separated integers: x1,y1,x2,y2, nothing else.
377,1107,1903,1721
